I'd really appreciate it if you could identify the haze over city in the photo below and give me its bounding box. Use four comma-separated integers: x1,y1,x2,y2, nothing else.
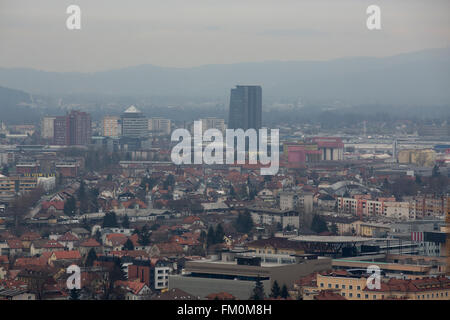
1,0,450,72
0,0,448,309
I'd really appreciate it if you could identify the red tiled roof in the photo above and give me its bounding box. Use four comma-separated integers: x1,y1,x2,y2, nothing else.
41,201,65,211
6,239,22,249
44,240,65,249
182,216,201,224
80,238,101,247
314,290,346,300
52,250,82,260
15,256,48,267
115,280,147,295
58,232,79,242
156,242,184,255
19,232,41,241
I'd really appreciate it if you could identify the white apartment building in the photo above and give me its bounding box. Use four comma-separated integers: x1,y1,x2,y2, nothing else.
279,191,313,214
148,118,171,135
41,116,56,139
103,116,121,137
200,118,226,133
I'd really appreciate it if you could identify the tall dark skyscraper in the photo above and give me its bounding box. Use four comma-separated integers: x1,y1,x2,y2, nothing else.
228,85,262,130
53,110,91,146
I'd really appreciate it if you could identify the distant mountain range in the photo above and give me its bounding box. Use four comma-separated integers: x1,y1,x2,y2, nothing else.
0,47,449,105
0,86,40,124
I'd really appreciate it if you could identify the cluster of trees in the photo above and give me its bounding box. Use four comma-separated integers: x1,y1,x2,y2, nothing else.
269,280,289,299
102,212,119,228
250,278,290,300
136,225,151,246
311,214,329,234
205,224,224,247
234,211,254,234
8,186,45,233
63,180,99,215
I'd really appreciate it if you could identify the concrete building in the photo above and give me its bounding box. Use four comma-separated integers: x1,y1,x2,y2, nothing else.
169,251,331,299
311,137,344,161
279,191,313,214
0,174,38,201
200,118,226,133
102,116,121,137
148,118,171,136
303,270,450,300
41,116,56,140
121,106,148,138
247,206,300,229
228,85,262,131
53,110,92,146
338,196,416,220
398,149,436,167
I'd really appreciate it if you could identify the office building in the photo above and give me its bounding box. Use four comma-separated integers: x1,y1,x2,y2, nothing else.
121,106,148,138
200,118,226,133
148,118,171,136
169,250,331,299
228,85,262,131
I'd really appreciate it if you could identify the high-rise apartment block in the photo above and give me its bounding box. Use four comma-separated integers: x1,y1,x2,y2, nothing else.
103,116,121,137
41,116,56,139
53,110,91,146
228,85,262,131
200,118,226,133
148,118,171,136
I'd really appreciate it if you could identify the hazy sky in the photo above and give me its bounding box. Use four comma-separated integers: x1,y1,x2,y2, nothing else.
1,0,449,72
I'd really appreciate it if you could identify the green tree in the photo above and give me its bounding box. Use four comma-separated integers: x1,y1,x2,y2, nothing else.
123,238,134,251
138,225,151,246
311,215,328,234
163,174,175,189
94,229,103,244
280,284,289,299
250,276,265,300
69,288,81,300
214,223,225,244
415,175,422,185
330,223,338,235
64,196,77,216
78,180,88,213
85,248,97,267
270,280,281,298
102,212,119,228
199,230,207,247
234,210,254,234
206,225,216,247
122,214,130,229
